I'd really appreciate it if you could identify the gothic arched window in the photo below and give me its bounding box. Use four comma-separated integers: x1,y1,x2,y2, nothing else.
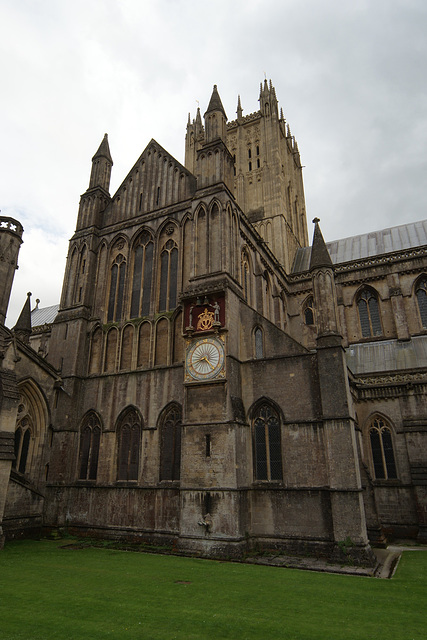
159,240,178,312
13,420,32,474
78,413,101,480
159,404,182,481
130,232,154,318
416,279,427,328
357,288,382,338
107,254,126,322
252,402,282,481
254,327,263,359
304,297,314,326
117,408,141,481
369,416,397,480
241,252,251,303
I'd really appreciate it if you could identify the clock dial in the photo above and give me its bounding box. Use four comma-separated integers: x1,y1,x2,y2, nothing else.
186,337,225,381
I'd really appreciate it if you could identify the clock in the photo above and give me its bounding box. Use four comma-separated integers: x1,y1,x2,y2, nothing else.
186,336,225,382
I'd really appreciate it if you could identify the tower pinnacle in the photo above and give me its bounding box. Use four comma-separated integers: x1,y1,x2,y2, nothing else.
89,133,113,192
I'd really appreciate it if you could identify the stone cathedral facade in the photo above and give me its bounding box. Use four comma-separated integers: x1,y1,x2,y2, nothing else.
1,80,427,564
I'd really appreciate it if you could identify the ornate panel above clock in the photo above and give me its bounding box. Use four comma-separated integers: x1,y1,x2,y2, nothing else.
184,294,225,335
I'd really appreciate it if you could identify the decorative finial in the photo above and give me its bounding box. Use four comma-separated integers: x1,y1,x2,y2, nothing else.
312,217,320,224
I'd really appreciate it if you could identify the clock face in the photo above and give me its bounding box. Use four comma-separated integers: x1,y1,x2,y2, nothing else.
186,337,225,381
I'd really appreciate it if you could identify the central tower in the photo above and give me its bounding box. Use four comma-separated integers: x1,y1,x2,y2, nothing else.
185,80,308,272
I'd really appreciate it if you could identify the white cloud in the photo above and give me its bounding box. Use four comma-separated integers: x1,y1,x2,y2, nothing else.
2,0,427,324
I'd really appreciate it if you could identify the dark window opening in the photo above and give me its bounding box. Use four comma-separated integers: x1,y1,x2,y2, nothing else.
117,409,141,481
358,289,382,338
78,414,101,481
253,403,282,481
13,424,31,474
159,240,178,312
107,254,127,322
369,417,397,480
160,405,182,481
205,434,211,457
304,297,314,326
416,279,427,328
131,235,154,318
254,327,263,358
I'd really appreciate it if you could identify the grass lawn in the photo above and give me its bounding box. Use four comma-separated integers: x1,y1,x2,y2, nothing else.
0,539,425,640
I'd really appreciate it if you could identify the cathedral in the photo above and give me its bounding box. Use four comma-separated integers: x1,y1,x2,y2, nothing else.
1,80,426,565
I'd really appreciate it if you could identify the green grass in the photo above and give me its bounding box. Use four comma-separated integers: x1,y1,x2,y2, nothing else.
0,540,425,640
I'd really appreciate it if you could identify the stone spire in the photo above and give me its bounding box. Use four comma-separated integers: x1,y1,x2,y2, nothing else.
204,85,228,144
92,133,112,163
205,84,227,119
309,218,333,271
13,292,32,344
309,219,339,339
89,133,113,191
237,94,243,120
195,107,203,136
259,78,278,118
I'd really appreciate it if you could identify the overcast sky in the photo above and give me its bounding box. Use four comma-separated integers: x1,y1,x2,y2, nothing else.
1,0,426,326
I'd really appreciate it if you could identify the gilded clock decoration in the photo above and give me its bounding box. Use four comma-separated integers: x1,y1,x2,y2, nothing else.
186,337,225,381
196,308,214,331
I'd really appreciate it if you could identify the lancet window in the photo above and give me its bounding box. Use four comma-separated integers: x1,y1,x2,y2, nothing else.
357,288,382,338
159,239,178,312
13,419,32,474
254,327,264,359
78,412,101,481
159,404,182,481
369,416,397,480
304,297,314,326
252,402,282,481
416,278,427,329
130,232,154,318
117,408,142,481
107,254,126,322
241,252,250,303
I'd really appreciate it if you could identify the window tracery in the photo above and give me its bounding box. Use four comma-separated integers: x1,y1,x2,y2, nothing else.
159,404,182,481
252,402,282,481
117,408,142,481
78,412,101,480
130,231,154,318
13,418,32,474
304,297,314,326
357,288,382,338
415,278,427,329
159,239,178,311
107,253,127,322
369,416,397,480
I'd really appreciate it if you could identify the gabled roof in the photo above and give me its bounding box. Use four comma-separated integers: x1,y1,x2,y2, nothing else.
108,138,197,213
292,219,427,273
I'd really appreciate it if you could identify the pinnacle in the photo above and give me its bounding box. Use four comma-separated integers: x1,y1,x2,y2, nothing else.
13,291,32,338
309,218,333,270
92,133,113,164
205,84,227,120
